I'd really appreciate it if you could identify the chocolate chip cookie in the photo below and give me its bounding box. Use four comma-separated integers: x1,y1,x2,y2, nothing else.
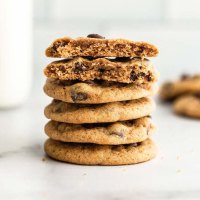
44,78,158,104
44,98,155,124
173,94,200,118
45,35,159,58
159,74,200,101
45,117,155,145
44,138,157,165
44,57,158,84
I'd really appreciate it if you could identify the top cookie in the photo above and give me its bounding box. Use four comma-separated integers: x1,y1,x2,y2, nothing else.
159,74,200,101
45,34,159,58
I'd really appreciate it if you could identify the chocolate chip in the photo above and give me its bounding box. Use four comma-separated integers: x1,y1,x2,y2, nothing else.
147,75,152,81
110,131,124,138
74,62,87,74
59,41,68,47
59,65,66,72
181,74,190,80
48,67,56,73
71,91,88,102
115,57,132,62
130,71,138,81
98,68,105,74
87,34,105,39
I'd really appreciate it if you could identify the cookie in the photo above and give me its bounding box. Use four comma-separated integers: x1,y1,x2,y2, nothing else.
44,98,155,124
44,78,158,104
159,74,200,101
45,117,155,145
173,94,200,118
45,34,159,58
44,138,157,165
44,57,158,84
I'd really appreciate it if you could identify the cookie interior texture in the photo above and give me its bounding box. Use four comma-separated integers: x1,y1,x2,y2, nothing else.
44,117,155,145
45,36,159,58
44,57,158,84
44,138,157,165
44,78,158,104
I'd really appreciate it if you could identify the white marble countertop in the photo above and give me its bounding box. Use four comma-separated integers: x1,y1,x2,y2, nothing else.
1,93,200,200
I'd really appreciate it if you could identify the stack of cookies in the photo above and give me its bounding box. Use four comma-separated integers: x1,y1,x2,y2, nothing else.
43,34,159,165
160,74,200,118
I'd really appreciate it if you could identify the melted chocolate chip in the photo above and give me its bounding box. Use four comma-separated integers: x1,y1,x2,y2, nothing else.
130,71,138,81
59,65,66,72
87,34,105,39
74,63,87,74
146,74,152,81
71,91,88,102
98,68,105,74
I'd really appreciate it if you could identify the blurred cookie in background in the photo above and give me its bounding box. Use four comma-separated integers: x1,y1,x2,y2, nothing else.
159,74,200,119
159,74,200,101
173,94,200,118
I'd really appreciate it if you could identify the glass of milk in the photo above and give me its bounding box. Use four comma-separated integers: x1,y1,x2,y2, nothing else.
0,0,33,108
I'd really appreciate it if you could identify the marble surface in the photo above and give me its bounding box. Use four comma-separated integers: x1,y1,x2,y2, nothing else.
1,93,200,200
